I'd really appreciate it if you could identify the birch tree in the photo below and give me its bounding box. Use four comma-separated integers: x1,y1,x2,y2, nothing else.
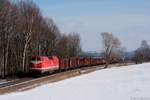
16,1,40,72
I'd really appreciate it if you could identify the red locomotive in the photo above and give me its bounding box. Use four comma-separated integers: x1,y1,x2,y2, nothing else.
29,56,106,74
29,56,59,74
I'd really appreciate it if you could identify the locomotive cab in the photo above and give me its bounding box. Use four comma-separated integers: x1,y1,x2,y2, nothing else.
29,56,59,74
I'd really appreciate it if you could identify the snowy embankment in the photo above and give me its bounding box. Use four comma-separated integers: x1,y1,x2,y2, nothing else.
0,63,150,100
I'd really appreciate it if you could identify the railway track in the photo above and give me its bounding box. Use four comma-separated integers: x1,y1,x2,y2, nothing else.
0,65,105,94
0,63,134,94
0,78,33,89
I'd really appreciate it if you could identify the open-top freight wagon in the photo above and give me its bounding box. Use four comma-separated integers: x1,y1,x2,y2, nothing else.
29,56,106,74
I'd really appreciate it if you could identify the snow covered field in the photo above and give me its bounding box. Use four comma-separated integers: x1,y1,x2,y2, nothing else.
0,63,150,100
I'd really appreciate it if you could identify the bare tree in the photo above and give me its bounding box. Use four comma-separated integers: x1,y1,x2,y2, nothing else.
39,18,60,56
0,0,18,78
140,40,150,62
101,32,121,68
134,40,150,63
119,47,127,64
16,1,41,72
55,32,81,58
56,34,69,58
67,32,81,57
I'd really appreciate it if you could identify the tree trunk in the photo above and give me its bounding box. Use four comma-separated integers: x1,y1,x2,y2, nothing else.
22,43,28,73
3,38,9,78
104,60,109,68
104,57,110,68
4,43,9,77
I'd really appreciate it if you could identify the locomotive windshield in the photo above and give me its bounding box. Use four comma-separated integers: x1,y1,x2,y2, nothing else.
30,57,42,65
31,57,41,62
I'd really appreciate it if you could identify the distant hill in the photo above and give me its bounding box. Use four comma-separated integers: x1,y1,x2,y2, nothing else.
125,51,135,60
80,51,135,60
80,51,103,58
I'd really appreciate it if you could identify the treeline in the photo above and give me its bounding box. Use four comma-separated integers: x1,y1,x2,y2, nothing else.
100,32,150,67
133,40,150,63
0,0,81,78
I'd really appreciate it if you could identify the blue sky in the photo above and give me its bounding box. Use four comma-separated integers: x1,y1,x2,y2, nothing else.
33,0,150,52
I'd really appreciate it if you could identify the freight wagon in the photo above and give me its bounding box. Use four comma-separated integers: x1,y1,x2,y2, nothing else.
29,56,106,74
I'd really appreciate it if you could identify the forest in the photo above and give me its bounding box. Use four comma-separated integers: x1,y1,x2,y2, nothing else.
0,0,81,78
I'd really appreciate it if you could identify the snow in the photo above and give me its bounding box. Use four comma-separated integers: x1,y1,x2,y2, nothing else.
0,63,150,100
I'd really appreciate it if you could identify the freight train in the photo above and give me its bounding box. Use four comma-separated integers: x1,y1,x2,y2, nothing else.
29,56,106,74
